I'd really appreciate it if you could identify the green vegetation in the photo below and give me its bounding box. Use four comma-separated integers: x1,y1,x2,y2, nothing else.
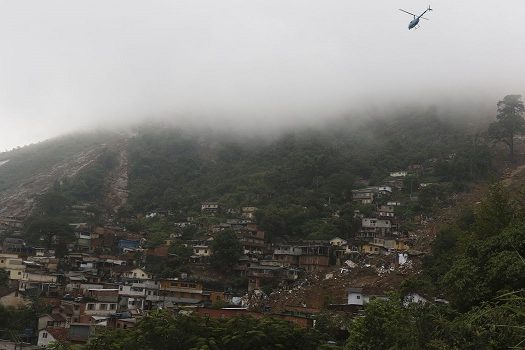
127,113,491,240
0,132,116,193
84,311,322,350
488,94,525,162
25,217,74,258
342,182,525,349
29,147,118,224
0,300,50,341
345,293,525,350
210,230,243,272
0,268,8,287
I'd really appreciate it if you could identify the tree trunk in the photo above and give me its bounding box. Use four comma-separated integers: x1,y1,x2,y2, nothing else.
510,132,515,163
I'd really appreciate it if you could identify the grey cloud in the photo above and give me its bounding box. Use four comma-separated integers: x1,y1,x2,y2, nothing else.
0,0,524,149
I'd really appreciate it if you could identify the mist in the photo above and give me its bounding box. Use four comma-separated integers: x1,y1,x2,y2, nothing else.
0,0,524,150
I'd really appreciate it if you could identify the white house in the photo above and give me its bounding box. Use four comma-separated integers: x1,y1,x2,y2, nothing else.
192,245,211,257
378,186,393,195
37,328,67,347
348,287,389,306
84,301,118,316
329,237,348,247
201,202,219,213
1,257,25,280
121,267,153,281
390,171,408,177
347,288,367,306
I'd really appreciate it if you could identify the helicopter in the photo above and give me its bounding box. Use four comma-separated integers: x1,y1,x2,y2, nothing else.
399,5,432,30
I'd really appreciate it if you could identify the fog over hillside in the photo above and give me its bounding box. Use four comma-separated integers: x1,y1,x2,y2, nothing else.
1,0,524,150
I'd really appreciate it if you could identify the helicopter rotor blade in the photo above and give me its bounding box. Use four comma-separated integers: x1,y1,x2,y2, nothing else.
399,9,417,17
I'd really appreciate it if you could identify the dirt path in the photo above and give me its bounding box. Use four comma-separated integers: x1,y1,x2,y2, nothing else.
104,141,129,214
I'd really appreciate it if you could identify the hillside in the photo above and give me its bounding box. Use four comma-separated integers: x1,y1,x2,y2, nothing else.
125,113,491,241
0,132,123,218
0,112,492,233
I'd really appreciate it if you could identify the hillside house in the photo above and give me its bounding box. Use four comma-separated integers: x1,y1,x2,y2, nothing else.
238,229,265,255
351,189,375,204
383,238,410,251
2,237,25,254
329,237,347,247
390,171,408,177
38,327,69,347
201,202,219,214
158,279,204,305
347,287,388,306
19,272,58,296
247,264,283,291
359,218,392,238
84,288,119,316
192,245,211,257
119,267,153,282
241,207,258,220
378,186,393,196
38,314,67,330
0,253,23,278
117,239,140,253
119,281,159,311
377,205,395,218
360,242,387,255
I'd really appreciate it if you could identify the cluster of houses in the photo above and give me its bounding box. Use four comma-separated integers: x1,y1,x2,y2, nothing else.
349,173,416,257
0,166,433,346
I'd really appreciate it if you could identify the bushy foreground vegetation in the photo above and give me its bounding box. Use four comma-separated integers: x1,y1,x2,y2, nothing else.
85,312,322,350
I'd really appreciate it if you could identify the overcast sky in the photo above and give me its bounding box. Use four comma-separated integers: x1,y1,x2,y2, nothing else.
0,0,524,150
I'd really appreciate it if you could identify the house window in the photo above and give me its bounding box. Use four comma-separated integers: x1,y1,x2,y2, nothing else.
356,295,361,299
18,271,21,275
87,304,95,310
110,304,116,310
42,332,48,338
100,304,108,310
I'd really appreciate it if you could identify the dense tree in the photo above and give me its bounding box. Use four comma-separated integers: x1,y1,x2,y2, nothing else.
25,217,74,257
0,268,8,287
210,230,242,272
345,297,419,350
488,94,525,162
168,243,193,264
473,182,514,237
84,311,322,350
